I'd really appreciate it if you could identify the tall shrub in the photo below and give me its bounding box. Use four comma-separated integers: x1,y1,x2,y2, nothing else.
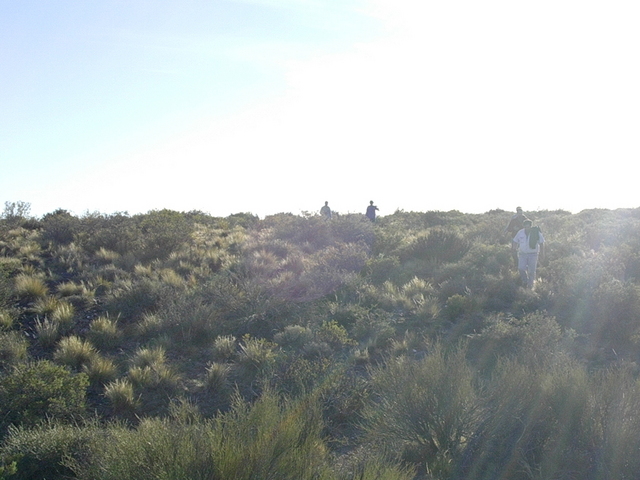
362,342,479,477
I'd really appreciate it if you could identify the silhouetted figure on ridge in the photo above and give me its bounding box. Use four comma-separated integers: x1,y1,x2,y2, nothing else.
320,201,332,219
366,201,379,222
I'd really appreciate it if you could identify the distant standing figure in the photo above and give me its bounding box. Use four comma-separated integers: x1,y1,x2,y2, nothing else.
366,201,379,222
504,207,528,236
512,219,545,288
320,201,332,219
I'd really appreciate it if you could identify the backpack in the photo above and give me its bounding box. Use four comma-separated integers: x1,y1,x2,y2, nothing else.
528,226,541,249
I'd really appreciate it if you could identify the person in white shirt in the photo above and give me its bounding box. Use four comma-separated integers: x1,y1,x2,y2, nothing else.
512,219,545,288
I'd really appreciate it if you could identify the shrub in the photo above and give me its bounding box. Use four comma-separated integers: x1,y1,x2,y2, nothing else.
400,229,471,265
456,359,592,480
0,331,28,370
70,392,344,480
274,325,314,350
136,209,193,261
40,209,79,245
362,342,479,477
0,421,102,480
0,360,88,434
316,320,355,349
468,313,569,370
586,366,640,479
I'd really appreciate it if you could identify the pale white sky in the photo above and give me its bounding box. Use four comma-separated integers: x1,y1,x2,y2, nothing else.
2,1,639,218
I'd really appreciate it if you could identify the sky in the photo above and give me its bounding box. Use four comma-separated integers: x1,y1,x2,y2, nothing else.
2,0,639,219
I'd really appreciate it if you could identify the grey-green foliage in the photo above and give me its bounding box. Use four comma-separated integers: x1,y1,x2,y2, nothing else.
0,361,88,435
452,357,640,480
362,342,479,477
68,390,411,480
0,421,103,480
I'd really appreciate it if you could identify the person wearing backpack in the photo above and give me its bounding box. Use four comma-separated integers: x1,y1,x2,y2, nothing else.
512,219,545,288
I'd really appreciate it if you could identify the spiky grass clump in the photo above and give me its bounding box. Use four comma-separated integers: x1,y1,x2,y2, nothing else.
104,378,138,413
136,312,164,339
95,247,120,264
31,296,61,316
83,356,119,385
14,274,48,302
53,336,98,371
57,281,85,297
211,334,237,362
88,315,121,350
203,362,232,392
50,302,75,330
127,345,180,391
35,318,61,347
237,336,277,380
0,309,15,330
130,346,166,369
127,364,180,390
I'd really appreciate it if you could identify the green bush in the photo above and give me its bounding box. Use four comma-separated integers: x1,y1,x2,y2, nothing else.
400,229,471,265
0,332,28,371
0,361,88,434
71,392,333,480
40,209,79,245
362,342,478,477
0,421,102,480
274,325,314,350
456,358,592,480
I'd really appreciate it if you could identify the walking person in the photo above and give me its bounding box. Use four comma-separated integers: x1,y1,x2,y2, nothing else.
365,201,379,222
512,219,545,288
504,206,528,236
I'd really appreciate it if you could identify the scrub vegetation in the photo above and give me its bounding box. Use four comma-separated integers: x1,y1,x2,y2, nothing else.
2,202,640,479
